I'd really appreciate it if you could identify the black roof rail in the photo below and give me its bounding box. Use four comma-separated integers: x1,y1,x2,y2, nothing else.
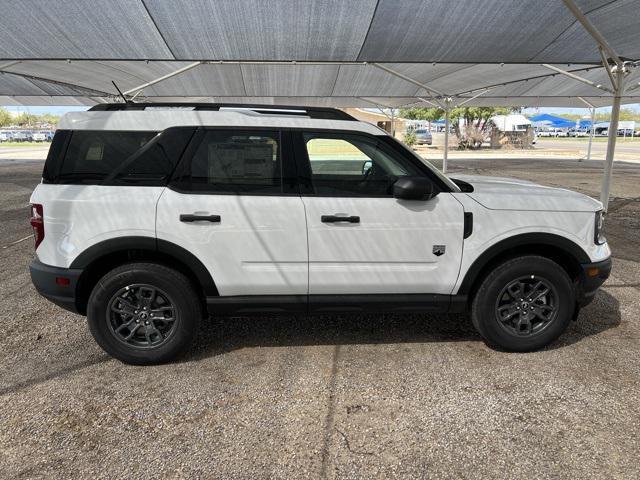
88,103,356,121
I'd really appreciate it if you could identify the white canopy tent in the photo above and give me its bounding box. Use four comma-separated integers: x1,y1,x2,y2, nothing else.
1,0,639,209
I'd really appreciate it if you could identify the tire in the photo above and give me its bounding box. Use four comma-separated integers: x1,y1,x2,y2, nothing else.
471,255,575,352
87,262,202,365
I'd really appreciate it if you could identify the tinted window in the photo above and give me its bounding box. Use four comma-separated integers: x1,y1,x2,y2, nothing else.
57,131,158,183
42,130,70,183
43,129,194,185
174,130,282,194
303,132,423,196
113,128,195,185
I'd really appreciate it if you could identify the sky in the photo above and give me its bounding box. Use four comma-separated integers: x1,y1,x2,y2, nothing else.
4,104,640,117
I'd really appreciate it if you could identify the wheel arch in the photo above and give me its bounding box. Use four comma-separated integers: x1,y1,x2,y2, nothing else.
457,233,590,298
71,236,217,315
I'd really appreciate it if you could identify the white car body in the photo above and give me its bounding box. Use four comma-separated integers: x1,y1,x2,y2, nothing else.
28,105,612,360
32,132,47,142
31,108,609,297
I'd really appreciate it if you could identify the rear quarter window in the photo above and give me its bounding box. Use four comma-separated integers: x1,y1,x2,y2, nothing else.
43,129,195,185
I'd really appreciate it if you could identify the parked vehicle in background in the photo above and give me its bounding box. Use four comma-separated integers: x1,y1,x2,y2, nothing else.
32,131,48,142
414,129,432,145
0,130,13,142
537,128,569,137
12,131,31,142
568,129,589,137
30,103,611,364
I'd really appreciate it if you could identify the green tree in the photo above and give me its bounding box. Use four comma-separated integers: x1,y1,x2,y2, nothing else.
399,107,443,122
14,112,38,127
403,130,417,147
450,106,511,149
39,113,61,125
0,107,11,127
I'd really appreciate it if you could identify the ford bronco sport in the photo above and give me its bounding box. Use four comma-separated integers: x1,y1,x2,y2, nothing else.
29,104,611,364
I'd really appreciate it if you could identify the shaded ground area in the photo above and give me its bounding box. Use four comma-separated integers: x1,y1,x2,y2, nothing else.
0,158,638,479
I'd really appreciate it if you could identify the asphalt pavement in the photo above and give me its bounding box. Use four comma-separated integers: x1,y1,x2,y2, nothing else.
0,155,639,479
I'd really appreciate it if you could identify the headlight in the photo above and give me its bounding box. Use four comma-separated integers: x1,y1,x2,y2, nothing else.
594,210,606,245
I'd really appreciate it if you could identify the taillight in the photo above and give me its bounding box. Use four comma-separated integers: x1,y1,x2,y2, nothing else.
30,203,44,249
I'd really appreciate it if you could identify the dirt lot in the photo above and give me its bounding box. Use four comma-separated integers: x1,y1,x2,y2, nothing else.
0,156,639,479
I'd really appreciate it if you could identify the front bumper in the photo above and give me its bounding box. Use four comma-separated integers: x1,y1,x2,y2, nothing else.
30,259,83,314
577,257,612,307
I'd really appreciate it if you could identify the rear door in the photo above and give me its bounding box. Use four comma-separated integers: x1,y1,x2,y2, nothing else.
295,131,464,296
156,129,308,297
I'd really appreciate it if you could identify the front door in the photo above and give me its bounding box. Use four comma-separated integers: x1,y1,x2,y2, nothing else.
156,129,308,297
296,131,464,296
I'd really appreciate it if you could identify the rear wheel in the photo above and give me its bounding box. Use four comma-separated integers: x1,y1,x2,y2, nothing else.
87,262,202,365
471,255,575,352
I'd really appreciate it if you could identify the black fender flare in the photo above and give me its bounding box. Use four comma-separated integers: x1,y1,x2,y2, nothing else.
457,232,590,295
70,236,218,296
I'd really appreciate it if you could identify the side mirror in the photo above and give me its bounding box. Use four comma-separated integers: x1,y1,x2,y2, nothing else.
362,160,372,175
393,176,438,201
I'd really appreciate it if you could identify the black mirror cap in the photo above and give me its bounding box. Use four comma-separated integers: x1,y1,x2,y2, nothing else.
393,176,438,200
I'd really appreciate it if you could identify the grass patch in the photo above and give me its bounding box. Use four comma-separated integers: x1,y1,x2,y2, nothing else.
0,142,51,147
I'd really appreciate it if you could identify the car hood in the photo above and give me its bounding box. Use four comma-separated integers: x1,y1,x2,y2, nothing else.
451,174,602,212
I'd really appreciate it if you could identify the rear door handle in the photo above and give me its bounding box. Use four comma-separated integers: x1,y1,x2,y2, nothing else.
321,215,360,223
180,214,221,223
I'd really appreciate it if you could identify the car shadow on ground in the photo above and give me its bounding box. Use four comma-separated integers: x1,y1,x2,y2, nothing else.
184,290,622,361
0,292,621,397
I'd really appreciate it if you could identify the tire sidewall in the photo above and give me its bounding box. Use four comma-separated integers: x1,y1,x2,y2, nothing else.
472,256,575,352
87,263,201,364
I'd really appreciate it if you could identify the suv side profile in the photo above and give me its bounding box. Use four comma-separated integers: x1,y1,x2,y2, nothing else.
29,104,611,365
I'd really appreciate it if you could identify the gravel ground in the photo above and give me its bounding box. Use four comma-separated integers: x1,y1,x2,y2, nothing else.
0,157,638,479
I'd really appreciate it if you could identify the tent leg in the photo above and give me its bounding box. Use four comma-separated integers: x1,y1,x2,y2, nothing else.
600,69,625,211
586,107,595,161
390,108,395,137
443,100,451,174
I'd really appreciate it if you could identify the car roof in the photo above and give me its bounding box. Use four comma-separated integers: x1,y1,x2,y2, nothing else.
58,109,386,136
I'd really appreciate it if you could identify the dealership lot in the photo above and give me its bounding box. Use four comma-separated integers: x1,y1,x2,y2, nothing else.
0,156,639,478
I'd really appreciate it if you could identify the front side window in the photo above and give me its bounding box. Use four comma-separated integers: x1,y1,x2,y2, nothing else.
303,132,423,196
175,130,282,194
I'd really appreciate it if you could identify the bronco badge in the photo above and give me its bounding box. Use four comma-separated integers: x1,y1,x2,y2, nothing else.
432,245,446,256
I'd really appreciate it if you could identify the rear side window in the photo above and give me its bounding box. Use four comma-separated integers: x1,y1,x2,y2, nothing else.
43,129,194,185
172,130,283,194
60,131,157,183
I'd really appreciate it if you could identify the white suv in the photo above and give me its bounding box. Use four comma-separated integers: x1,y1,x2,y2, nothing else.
29,104,611,364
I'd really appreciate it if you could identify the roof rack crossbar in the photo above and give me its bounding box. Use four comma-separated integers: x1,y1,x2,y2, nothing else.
88,103,356,121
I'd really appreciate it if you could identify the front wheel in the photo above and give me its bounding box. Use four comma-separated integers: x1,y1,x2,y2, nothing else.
471,255,575,352
87,262,202,365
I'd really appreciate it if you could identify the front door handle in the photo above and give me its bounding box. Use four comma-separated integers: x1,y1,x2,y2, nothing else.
180,214,221,223
321,215,360,223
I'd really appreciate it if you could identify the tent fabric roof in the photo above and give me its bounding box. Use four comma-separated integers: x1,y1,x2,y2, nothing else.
2,0,639,63
529,113,577,128
0,0,638,107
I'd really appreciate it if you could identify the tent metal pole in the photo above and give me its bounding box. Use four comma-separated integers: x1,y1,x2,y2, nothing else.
390,108,395,137
443,98,452,174
561,0,622,65
123,61,202,96
587,107,595,161
454,87,493,107
577,97,596,161
0,60,21,70
416,97,442,109
600,68,625,211
371,63,446,106
540,64,613,94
